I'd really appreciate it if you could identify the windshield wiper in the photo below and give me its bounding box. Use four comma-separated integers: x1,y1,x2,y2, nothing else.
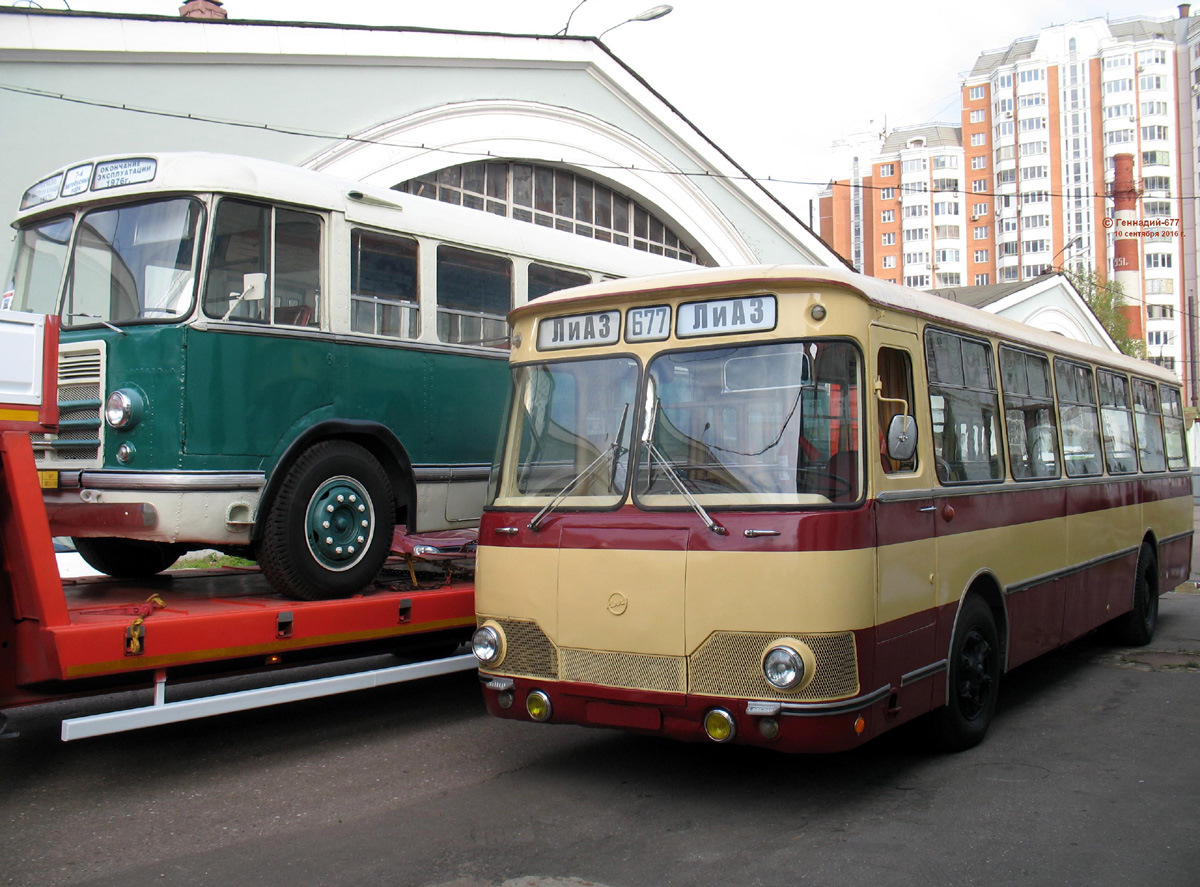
66,313,126,336
528,403,629,532
643,398,726,536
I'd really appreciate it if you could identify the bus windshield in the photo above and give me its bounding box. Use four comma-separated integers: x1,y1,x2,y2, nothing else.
6,216,72,314
56,197,203,326
638,340,863,506
493,356,639,509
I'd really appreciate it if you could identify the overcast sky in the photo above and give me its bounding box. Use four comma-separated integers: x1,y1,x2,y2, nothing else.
31,0,1188,219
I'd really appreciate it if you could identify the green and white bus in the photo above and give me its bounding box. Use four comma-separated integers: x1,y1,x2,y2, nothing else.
5,152,695,599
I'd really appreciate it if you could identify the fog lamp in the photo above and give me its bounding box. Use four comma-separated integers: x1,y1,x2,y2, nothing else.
526,690,552,721
757,717,780,740
497,690,514,710
703,708,736,743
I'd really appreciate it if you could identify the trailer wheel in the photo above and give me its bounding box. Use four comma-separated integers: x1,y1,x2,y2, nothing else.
1112,545,1158,647
72,537,188,578
258,440,395,601
929,594,1000,752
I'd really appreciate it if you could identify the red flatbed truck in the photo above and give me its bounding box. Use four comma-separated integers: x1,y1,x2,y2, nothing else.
0,311,477,740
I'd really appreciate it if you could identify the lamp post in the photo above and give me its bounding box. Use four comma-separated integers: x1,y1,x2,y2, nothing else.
558,1,674,36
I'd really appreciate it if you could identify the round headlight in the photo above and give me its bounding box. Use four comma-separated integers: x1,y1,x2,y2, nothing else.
471,623,504,666
104,388,144,430
763,644,806,690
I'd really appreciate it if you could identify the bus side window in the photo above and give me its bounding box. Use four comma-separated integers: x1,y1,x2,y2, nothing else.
1161,386,1189,471
1054,359,1102,478
877,346,916,473
1000,347,1060,479
924,328,1004,484
1098,370,1137,475
350,229,419,339
204,199,268,322
272,208,321,328
436,245,512,349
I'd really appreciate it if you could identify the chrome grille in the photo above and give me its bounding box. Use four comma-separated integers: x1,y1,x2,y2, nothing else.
689,631,859,701
33,343,104,467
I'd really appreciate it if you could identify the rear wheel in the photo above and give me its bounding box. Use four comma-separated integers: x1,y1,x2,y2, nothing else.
258,441,395,601
1112,545,1158,647
72,537,188,578
930,595,1000,752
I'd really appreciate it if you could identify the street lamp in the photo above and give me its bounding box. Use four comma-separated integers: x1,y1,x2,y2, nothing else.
558,1,674,36
599,5,674,39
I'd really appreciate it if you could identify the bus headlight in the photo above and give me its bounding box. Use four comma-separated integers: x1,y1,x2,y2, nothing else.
104,388,144,430
471,622,505,666
762,639,816,691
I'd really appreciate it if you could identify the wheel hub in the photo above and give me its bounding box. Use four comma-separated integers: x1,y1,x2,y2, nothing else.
305,475,375,570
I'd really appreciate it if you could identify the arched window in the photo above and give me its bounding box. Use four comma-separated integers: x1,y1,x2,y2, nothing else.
395,161,706,264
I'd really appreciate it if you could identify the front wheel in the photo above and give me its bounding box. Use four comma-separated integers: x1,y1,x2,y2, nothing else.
72,537,188,578
929,594,1001,752
258,441,396,601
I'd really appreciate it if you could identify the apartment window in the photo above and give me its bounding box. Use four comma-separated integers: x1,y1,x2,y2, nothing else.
996,73,1013,88
1021,165,1048,179
996,98,1013,114
970,109,986,123
1142,125,1170,141
1002,266,1020,281
995,121,1014,137
974,249,990,262
1106,129,1134,145
1146,278,1175,294
934,202,960,216
904,204,929,218
971,156,987,170
881,232,896,246
1001,218,1019,233
1000,241,1020,256
902,158,928,173
904,251,929,264
1141,49,1168,66
932,178,959,192
936,272,962,286
882,255,897,269
972,203,989,217
1019,117,1045,132
1023,214,1049,228
935,249,960,263
1023,263,1050,277
1146,252,1173,269
1143,176,1171,191
934,225,961,239
1104,78,1133,94
1139,74,1166,91
1141,101,1170,117
971,132,987,147
904,228,929,242
878,163,896,177
997,169,1017,185
1020,190,1049,205
1105,55,1131,69
1144,201,1172,217
933,155,959,169
974,226,990,239
972,179,988,193
1106,103,1135,119
1022,239,1049,253
995,145,1016,161
902,182,929,194
1148,330,1176,347
1148,304,1175,319
1018,94,1046,108
975,273,991,285
905,274,931,288
1018,69,1044,83
1143,150,1171,166
969,85,986,100
880,187,896,200
881,209,895,223
1019,141,1048,156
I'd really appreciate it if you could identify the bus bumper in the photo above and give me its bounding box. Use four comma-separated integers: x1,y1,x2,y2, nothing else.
478,674,888,754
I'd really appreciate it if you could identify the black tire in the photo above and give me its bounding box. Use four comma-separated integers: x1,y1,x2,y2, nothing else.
73,537,188,578
258,441,395,601
1112,545,1159,647
930,595,1001,752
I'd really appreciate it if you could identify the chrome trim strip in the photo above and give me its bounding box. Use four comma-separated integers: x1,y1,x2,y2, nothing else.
413,464,492,483
79,471,265,492
1005,546,1139,595
900,659,948,687
876,472,1192,504
776,684,891,718
481,676,515,691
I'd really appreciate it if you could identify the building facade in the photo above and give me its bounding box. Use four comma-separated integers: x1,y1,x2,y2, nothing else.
821,10,1200,401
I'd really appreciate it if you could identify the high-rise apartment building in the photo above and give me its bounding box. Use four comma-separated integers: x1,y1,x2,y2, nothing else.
820,10,1198,398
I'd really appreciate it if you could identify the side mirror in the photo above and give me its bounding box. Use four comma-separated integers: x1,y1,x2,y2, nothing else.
240,272,267,303
886,414,918,463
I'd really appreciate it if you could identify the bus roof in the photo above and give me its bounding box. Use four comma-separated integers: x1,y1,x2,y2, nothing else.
12,151,694,280
510,263,1178,384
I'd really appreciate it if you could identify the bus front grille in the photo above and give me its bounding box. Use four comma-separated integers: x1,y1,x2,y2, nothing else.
487,617,558,679
560,648,687,694
32,343,104,468
689,631,860,701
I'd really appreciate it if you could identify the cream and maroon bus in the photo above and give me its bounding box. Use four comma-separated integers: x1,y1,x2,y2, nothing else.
470,265,1192,752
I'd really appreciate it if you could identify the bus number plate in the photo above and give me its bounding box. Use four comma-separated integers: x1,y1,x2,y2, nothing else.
625,305,671,342
38,470,59,490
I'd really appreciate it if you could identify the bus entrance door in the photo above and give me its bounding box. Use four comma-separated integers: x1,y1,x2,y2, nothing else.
872,328,937,723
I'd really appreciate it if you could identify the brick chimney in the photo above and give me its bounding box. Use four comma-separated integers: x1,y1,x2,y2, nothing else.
180,0,227,19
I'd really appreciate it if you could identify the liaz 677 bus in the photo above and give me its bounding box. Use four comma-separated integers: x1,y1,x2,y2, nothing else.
471,265,1192,752
4,152,692,600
